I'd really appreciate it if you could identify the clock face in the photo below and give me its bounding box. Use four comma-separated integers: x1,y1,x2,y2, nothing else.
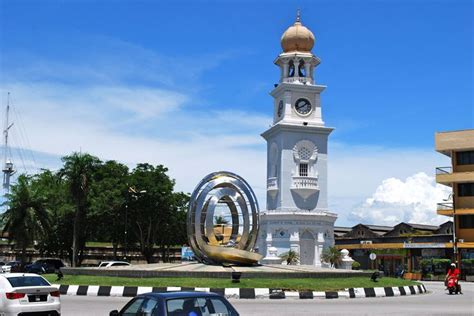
277,100,284,117
295,98,312,115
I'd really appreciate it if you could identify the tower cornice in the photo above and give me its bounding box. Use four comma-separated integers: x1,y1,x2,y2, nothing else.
270,82,326,98
261,123,334,141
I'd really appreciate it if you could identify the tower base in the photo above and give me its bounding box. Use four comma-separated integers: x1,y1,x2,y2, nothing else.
257,210,337,266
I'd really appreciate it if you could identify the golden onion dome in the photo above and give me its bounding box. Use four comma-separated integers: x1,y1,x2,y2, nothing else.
281,11,315,53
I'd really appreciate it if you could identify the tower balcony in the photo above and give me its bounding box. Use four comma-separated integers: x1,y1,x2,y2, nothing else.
283,76,313,85
267,177,279,198
436,166,474,186
290,176,319,199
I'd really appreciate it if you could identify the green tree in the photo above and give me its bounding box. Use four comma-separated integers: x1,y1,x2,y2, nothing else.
159,192,189,261
214,215,229,225
280,249,300,265
32,169,74,260
1,175,50,263
321,246,342,268
60,152,101,267
89,160,129,259
127,163,177,263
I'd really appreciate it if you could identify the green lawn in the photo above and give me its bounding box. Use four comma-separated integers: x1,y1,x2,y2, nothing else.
43,274,418,291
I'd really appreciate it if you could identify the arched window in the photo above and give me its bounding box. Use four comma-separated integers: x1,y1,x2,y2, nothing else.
293,140,318,179
288,60,295,77
298,60,306,77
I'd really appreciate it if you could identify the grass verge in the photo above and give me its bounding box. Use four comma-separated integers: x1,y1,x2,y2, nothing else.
43,274,419,291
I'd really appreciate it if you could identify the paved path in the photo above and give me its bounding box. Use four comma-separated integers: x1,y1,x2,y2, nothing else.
60,282,473,315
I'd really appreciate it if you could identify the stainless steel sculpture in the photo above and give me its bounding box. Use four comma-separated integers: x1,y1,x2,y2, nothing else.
187,171,263,265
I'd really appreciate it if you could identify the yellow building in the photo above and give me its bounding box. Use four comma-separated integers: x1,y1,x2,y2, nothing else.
435,129,474,262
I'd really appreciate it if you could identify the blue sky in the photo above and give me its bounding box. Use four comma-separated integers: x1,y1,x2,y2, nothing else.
0,0,472,226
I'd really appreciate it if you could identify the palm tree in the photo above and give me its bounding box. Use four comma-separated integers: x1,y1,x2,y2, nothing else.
1,175,50,263
60,153,101,267
280,249,300,265
321,246,342,268
214,215,229,225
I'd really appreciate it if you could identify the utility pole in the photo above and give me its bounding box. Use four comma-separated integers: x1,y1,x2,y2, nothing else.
2,92,15,193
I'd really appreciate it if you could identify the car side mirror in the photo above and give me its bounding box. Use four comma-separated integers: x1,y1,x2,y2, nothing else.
109,310,119,316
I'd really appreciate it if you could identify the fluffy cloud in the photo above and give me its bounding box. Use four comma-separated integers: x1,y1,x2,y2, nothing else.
349,172,451,225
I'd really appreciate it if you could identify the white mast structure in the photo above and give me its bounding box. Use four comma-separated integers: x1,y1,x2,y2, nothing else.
3,92,15,192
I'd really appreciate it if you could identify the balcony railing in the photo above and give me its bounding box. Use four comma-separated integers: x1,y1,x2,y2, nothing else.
437,202,453,211
291,176,318,189
436,167,452,175
267,177,278,197
290,176,319,200
283,77,313,85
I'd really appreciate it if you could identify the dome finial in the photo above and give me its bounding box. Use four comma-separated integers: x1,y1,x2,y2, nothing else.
296,9,301,23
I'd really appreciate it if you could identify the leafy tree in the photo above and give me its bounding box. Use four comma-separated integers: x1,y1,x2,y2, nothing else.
127,163,175,263
214,215,229,225
59,152,101,266
1,175,50,263
89,160,129,259
321,246,342,268
159,192,189,261
32,169,74,260
280,249,300,265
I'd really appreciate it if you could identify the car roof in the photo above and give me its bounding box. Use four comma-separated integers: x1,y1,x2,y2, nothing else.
1,273,46,277
137,291,223,299
101,261,129,264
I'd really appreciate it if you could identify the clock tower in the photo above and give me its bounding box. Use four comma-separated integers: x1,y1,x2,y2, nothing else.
258,12,337,266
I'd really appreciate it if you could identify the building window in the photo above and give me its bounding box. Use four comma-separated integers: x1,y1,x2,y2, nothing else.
299,163,308,177
456,151,474,165
458,183,474,197
459,215,474,229
298,147,312,160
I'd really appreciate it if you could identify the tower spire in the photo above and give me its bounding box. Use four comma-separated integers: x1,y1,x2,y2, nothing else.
296,9,301,23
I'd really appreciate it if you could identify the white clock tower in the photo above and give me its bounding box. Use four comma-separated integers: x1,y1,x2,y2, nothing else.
258,12,337,266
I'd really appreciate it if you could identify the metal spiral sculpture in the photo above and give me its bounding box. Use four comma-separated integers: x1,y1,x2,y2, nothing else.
187,171,263,265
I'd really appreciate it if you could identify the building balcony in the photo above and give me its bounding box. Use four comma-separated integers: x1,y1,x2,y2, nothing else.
282,76,313,85
437,202,474,216
290,176,319,200
267,177,279,198
435,167,474,186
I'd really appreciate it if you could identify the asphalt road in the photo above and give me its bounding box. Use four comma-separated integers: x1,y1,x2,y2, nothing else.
60,282,473,316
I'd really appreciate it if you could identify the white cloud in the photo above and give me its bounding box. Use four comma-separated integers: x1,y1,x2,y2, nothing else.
349,172,451,226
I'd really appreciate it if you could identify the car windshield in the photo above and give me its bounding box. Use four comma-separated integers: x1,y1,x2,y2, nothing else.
7,276,50,288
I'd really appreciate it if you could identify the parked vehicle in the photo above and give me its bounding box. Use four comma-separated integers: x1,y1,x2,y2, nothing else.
98,261,131,268
0,273,61,316
110,291,239,316
25,258,65,274
24,262,48,274
1,261,24,273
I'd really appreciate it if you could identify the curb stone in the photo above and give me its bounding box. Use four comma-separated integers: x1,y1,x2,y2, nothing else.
52,284,427,299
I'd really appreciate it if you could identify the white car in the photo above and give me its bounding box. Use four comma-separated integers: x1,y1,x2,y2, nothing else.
98,261,130,268
0,273,60,316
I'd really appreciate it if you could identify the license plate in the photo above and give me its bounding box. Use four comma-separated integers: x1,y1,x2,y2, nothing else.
28,294,47,302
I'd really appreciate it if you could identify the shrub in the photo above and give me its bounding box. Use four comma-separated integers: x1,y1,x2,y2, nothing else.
352,261,361,270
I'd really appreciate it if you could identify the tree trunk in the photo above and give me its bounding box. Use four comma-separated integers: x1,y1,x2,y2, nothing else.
20,243,27,265
72,204,84,267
